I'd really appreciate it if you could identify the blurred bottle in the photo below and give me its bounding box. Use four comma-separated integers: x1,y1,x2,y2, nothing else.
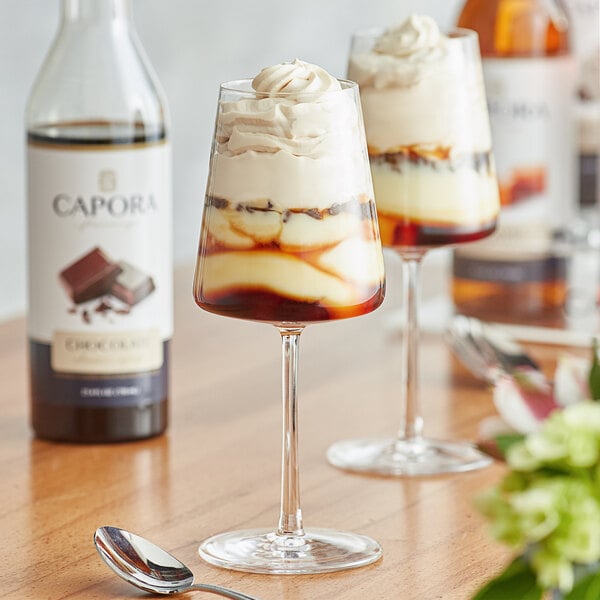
453,0,577,328
561,0,600,331
563,0,599,212
27,0,172,442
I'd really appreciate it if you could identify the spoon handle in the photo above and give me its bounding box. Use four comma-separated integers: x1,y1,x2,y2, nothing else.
191,583,261,600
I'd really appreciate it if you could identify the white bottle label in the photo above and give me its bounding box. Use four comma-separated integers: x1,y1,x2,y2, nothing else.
28,139,172,375
458,56,577,264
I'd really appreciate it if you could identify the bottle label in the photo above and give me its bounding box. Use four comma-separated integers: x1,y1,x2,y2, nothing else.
28,138,172,406
455,56,576,272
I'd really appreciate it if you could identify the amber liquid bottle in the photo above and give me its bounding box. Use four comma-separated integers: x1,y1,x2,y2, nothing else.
453,0,576,328
27,0,172,442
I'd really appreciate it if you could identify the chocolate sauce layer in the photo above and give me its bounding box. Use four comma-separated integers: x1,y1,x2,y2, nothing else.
370,148,495,177
205,195,376,221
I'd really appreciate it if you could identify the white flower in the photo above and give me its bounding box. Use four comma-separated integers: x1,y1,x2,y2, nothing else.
493,374,558,434
555,354,592,406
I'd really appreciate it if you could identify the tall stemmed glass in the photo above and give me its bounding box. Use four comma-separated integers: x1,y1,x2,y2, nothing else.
327,25,500,476
193,69,385,572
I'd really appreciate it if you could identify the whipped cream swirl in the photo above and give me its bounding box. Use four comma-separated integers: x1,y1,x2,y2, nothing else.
349,15,449,90
375,14,443,59
218,97,354,157
217,60,355,158
252,59,342,94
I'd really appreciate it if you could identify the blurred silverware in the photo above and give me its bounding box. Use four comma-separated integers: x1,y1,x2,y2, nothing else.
446,315,543,384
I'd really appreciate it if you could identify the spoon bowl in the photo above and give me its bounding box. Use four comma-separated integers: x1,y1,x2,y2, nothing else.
446,314,543,383
94,526,260,600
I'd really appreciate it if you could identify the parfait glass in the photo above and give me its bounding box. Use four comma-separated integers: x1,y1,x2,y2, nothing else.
193,77,385,572
327,28,500,476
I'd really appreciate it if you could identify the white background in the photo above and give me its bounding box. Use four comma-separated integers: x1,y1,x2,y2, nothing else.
0,0,463,322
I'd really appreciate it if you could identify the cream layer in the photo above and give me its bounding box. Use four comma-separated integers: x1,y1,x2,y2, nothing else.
199,248,382,307
204,201,367,251
355,81,491,155
210,150,370,209
371,161,499,225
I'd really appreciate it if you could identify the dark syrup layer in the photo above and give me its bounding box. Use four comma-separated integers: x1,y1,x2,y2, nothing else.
28,121,166,146
196,288,385,324
382,217,497,248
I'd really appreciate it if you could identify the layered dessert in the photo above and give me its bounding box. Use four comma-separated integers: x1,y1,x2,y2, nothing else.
348,15,500,248
194,60,385,324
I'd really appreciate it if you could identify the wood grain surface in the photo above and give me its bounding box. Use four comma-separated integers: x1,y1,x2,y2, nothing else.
0,262,586,600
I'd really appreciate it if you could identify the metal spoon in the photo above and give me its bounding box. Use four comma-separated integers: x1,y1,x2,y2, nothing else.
446,314,543,384
94,526,260,600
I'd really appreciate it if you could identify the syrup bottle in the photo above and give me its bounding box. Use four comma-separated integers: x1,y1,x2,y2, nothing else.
453,0,577,328
27,0,172,441
563,0,600,212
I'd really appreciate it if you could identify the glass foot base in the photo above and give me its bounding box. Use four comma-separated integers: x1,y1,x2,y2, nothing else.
327,436,492,477
198,527,382,574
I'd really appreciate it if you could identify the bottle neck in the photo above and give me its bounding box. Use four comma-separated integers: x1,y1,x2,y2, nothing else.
61,0,132,24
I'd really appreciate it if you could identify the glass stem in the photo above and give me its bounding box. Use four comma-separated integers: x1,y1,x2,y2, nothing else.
397,254,425,442
277,327,305,537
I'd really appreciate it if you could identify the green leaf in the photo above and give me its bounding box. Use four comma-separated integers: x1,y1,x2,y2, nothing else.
495,433,526,456
472,556,543,600
565,571,600,600
590,339,600,401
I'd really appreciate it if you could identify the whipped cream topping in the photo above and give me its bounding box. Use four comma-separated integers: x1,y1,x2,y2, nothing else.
210,60,370,209
216,59,349,159
252,59,342,94
348,15,492,154
349,14,448,90
217,96,355,158
374,14,444,59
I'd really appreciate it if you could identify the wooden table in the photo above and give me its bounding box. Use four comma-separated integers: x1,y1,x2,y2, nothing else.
1,263,584,599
